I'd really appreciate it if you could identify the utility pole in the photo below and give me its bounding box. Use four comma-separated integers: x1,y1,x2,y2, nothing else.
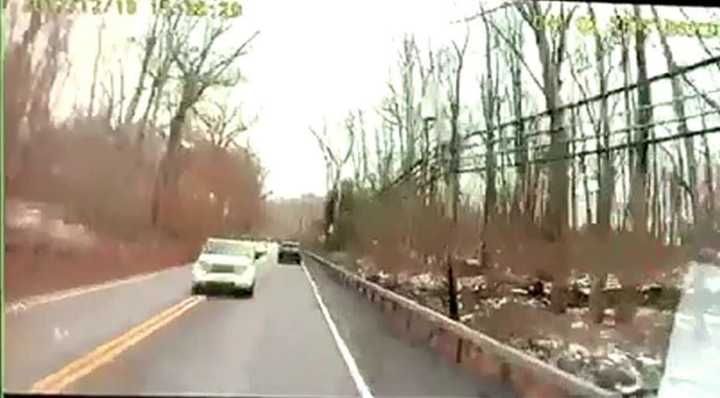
446,102,461,322
423,67,460,322
421,116,436,206
449,105,461,225
435,94,461,323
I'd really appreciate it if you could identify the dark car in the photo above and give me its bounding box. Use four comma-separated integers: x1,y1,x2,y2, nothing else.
278,241,302,265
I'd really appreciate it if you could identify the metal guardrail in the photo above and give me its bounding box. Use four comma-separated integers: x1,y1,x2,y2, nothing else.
306,251,621,398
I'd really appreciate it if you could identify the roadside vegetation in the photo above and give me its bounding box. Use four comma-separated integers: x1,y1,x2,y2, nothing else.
4,4,265,299
306,3,720,394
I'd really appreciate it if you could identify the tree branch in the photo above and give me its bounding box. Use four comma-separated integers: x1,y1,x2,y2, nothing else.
486,10,545,93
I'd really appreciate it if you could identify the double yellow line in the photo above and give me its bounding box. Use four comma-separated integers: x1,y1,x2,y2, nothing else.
31,295,205,393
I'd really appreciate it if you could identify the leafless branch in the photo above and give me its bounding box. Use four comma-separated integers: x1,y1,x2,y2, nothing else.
485,10,545,93
205,30,261,83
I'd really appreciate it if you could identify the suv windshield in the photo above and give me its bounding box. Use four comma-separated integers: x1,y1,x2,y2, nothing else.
202,240,253,257
9,1,720,398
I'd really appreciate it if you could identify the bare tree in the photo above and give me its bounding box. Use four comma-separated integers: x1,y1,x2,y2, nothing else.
629,5,653,236
480,11,500,225
192,98,256,149
415,42,438,203
380,82,405,171
137,14,182,144
116,58,127,128
478,11,503,268
445,31,470,225
357,111,371,189
438,27,471,322
309,123,355,239
88,20,106,118
399,35,419,170
99,58,129,130
652,6,698,231
101,71,116,123
347,110,372,189
125,15,162,126
699,104,715,219
586,5,615,235
502,10,531,217
150,18,260,227
517,2,576,241
617,9,636,230
517,2,577,313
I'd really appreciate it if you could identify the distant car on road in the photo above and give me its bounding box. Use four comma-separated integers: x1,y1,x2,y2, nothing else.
191,237,257,297
278,241,302,266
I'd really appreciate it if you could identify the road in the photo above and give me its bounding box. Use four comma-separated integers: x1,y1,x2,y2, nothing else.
5,245,517,397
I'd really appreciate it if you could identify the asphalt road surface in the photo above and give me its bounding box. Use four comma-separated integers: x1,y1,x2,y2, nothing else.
5,245,517,397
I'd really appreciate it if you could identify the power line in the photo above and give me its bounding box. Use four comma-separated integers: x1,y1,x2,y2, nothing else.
461,107,720,158
464,55,720,141
472,85,720,148
458,125,720,174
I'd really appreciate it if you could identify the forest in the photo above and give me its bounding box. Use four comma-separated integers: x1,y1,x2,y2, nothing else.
4,2,266,297
307,3,720,394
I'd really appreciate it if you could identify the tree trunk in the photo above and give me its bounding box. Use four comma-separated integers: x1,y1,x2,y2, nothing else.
151,83,195,227
591,6,614,235
522,3,571,241
508,19,529,216
88,22,105,119
653,6,698,227
126,18,159,125
544,85,569,241
669,169,677,244
116,62,126,127
676,147,687,243
511,86,527,214
359,112,370,188
702,117,715,219
653,135,662,239
422,119,432,205
582,153,593,227
589,273,608,324
630,5,652,236
532,166,543,224
403,37,416,171
445,35,468,322
482,17,498,229
525,4,572,313
620,21,633,232
659,168,667,242
570,108,578,230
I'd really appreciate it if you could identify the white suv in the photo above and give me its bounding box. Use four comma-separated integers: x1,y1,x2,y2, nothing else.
191,237,257,297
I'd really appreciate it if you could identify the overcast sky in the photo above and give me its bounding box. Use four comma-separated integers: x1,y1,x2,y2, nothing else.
235,0,479,198
10,0,720,200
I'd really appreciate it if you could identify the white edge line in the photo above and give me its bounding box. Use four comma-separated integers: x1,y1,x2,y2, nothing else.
5,263,189,315
300,262,374,398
